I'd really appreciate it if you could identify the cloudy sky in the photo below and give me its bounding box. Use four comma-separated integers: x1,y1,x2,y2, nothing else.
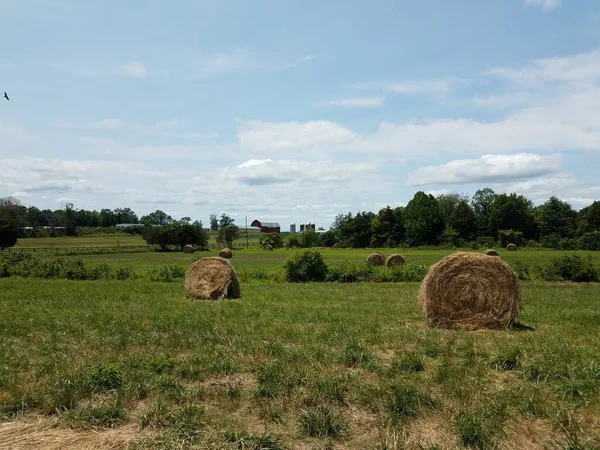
1,0,600,228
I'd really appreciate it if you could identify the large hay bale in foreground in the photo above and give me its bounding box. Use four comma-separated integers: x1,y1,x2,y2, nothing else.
418,252,520,330
185,257,240,300
506,243,517,252
263,244,273,251
219,248,233,258
484,249,499,257
182,245,195,254
386,254,405,267
366,252,385,266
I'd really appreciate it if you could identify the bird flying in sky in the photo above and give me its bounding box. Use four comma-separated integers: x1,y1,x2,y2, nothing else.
3,92,8,101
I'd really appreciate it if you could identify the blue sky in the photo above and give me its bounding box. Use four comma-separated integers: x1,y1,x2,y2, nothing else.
2,0,600,229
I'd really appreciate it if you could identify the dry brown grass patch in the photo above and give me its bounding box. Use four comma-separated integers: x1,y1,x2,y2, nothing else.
418,251,521,330
185,257,241,300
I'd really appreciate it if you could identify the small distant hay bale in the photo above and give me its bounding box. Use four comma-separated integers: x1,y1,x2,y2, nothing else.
506,243,517,252
182,245,195,254
484,249,499,257
386,254,406,267
185,257,240,300
263,244,273,251
366,252,385,266
219,248,233,258
418,252,520,330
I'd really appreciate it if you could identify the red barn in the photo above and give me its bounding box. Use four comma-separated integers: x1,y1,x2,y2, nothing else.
251,220,280,233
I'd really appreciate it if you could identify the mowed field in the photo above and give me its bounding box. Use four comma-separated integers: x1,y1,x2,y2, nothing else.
1,242,599,449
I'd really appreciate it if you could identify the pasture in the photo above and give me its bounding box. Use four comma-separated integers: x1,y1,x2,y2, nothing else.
0,244,599,449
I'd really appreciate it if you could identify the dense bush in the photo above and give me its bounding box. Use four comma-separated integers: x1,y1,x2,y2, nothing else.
578,231,600,251
325,262,427,283
539,255,598,282
285,250,328,282
148,264,186,282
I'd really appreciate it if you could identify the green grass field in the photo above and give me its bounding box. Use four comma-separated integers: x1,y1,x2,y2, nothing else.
1,244,599,449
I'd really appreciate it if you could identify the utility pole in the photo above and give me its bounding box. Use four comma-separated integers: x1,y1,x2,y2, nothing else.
245,216,249,249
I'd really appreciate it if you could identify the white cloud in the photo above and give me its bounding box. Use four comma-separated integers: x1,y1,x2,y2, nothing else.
118,62,148,78
271,54,317,71
239,120,356,153
54,118,122,130
352,78,463,95
317,96,385,108
524,0,562,11
205,49,249,74
406,153,563,186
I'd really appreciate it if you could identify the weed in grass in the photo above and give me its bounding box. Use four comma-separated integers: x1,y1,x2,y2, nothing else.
224,378,243,399
315,373,351,405
386,384,434,421
299,404,347,438
222,429,286,450
254,360,305,398
154,377,188,403
491,346,521,371
62,402,126,429
456,412,487,448
44,375,82,412
140,400,205,443
390,352,425,373
87,364,123,392
419,345,440,358
551,410,600,450
341,338,379,371
143,355,176,374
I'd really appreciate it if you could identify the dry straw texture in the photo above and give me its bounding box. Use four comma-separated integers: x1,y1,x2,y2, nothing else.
386,253,406,267
418,252,521,330
185,257,240,300
263,243,273,251
484,248,499,256
506,243,517,251
182,244,195,254
366,252,385,266
219,248,233,258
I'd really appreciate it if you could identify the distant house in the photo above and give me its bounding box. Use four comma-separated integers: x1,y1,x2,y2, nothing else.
251,220,280,233
116,223,144,228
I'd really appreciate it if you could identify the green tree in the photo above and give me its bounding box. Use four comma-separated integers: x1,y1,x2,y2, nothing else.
448,200,476,241
209,214,219,231
370,206,404,247
404,192,443,246
218,214,235,228
538,197,577,238
142,223,208,251
261,232,283,248
577,201,600,235
300,229,321,248
472,188,496,237
490,193,537,239
218,225,240,248
140,210,172,226
0,197,24,249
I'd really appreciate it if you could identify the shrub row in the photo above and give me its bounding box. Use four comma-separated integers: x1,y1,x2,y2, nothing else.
0,254,186,282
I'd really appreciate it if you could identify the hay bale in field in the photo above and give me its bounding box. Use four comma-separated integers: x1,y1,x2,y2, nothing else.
366,252,385,266
263,244,273,251
219,248,233,258
185,257,240,300
506,243,517,252
386,253,405,267
418,252,520,330
484,248,499,257
182,245,195,254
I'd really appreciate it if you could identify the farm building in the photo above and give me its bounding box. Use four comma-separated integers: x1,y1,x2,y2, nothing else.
251,220,280,233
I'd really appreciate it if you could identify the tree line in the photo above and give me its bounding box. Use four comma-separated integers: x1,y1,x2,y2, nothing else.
1,189,600,250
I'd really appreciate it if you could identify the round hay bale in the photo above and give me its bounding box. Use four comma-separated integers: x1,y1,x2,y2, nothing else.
506,243,517,252
219,248,233,258
418,252,520,330
366,252,385,266
484,249,499,257
185,257,240,300
263,244,273,251
182,245,195,254
386,254,406,267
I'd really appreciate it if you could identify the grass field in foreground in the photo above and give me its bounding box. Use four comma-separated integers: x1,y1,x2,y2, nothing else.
0,279,598,449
